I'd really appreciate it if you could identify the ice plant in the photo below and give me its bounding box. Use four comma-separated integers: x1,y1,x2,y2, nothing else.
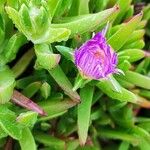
1,0,150,149
74,28,118,80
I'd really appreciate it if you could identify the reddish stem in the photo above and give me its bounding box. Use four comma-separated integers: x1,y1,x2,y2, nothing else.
4,137,13,150
11,90,47,116
144,51,150,57
133,107,141,116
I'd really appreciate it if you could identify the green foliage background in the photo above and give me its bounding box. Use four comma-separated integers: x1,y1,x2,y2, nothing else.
0,0,150,149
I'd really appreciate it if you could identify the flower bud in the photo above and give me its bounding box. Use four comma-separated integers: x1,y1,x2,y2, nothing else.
74,29,118,80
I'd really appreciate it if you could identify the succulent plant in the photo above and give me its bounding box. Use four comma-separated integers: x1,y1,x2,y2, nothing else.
0,0,150,150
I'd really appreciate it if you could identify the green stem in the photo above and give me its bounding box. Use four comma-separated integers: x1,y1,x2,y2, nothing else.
12,48,34,78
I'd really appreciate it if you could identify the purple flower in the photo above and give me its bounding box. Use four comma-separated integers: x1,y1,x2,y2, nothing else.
74,29,118,80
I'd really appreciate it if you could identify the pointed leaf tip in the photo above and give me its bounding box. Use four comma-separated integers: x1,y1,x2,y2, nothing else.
114,4,120,11
11,90,47,116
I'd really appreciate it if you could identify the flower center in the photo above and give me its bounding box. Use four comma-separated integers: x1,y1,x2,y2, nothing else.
93,50,105,61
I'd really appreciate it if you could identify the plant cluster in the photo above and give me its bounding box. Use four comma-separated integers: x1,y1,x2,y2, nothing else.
0,0,150,149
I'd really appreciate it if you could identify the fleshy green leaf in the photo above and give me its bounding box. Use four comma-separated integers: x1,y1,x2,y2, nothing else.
124,5,134,20
17,111,38,128
114,0,132,24
48,65,80,103
12,49,35,78
68,0,79,16
38,99,76,121
108,75,122,93
40,82,51,99
121,39,145,49
143,4,150,20
0,14,5,45
136,58,150,73
121,71,150,89
47,0,63,17
5,7,24,33
19,4,33,32
73,74,90,91
98,128,140,145
6,5,71,44
139,139,150,150
66,140,79,150
35,44,60,70
34,132,65,149
110,105,134,127
118,60,131,71
0,66,15,104
51,5,119,37
19,127,36,150
78,86,94,145
124,30,145,45
22,81,42,98
118,141,130,150
0,105,22,140
108,13,143,51
137,20,147,29
115,76,135,89
139,90,150,99
118,49,145,62
55,45,74,61
34,27,71,44
2,33,27,63
16,74,46,89
97,79,137,103
0,126,7,139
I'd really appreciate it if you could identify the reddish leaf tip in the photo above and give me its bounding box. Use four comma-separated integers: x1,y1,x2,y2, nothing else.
114,4,120,11
11,90,47,116
144,51,150,57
